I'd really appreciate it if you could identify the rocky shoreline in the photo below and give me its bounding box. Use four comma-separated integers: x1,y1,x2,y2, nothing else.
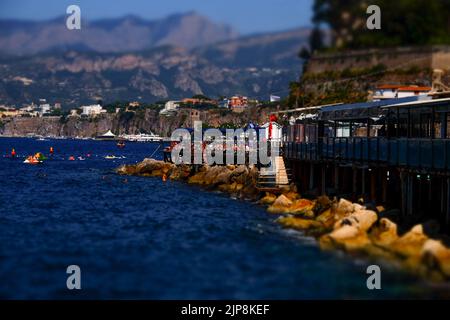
117,158,450,282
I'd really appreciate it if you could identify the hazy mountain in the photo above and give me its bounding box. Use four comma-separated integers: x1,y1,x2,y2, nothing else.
0,12,239,55
0,14,309,107
195,27,311,68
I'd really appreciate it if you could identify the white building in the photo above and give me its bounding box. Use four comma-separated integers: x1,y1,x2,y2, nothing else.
373,85,432,100
397,86,432,98
39,103,52,116
81,104,105,116
160,101,180,115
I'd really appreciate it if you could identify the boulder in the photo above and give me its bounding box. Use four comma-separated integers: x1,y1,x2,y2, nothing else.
389,224,429,258
283,191,301,201
288,199,315,218
278,216,323,231
116,164,136,175
369,218,399,247
259,193,277,205
135,158,163,175
333,210,378,232
420,239,450,279
333,198,355,219
267,195,293,214
313,195,333,215
316,208,335,229
188,171,207,184
320,225,371,251
203,166,228,185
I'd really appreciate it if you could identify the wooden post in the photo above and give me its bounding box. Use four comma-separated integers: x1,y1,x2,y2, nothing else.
370,169,377,202
400,170,406,216
334,165,339,191
362,168,366,198
407,173,414,216
321,166,326,195
446,178,450,227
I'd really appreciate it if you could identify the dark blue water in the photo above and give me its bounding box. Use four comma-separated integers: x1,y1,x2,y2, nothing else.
0,137,444,299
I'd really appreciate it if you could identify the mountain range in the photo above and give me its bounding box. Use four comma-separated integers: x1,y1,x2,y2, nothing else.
0,12,309,107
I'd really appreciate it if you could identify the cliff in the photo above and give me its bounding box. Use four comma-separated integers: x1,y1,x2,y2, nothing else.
0,107,277,137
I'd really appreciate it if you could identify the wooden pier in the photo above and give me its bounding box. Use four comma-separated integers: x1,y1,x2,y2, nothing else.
283,96,450,231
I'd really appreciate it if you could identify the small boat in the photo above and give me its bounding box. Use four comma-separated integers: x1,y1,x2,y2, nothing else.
119,132,164,142
117,140,126,149
105,155,118,160
78,156,86,161
24,156,43,165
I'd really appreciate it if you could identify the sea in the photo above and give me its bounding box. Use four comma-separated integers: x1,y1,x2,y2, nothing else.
0,137,447,299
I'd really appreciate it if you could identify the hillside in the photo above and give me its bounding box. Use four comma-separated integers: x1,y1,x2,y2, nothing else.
0,14,309,107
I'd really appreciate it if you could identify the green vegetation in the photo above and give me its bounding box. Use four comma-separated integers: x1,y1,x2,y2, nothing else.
103,101,164,114
191,94,211,100
312,0,450,49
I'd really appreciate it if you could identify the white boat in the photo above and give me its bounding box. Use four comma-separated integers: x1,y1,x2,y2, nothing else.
120,132,163,142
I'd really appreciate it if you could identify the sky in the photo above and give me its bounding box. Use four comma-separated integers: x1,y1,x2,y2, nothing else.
0,0,314,34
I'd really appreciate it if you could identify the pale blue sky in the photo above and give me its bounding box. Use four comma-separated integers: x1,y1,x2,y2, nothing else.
0,0,314,34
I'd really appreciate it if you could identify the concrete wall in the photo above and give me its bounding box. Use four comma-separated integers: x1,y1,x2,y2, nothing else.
307,46,450,74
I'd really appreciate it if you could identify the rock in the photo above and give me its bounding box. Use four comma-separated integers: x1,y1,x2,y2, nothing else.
231,165,247,177
333,210,378,232
313,195,333,215
320,225,371,251
259,192,277,205
283,191,301,201
267,195,293,214
203,166,228,185
214,168,233,185
135,158,163,175
169,165,192,181
240,184,259,201
288,199,315,218
389,224,429,258
316,208,335,229
188,171,207,184
116,164,136,175
232,166,250,185
420,239,450,279
278,216,323,231
333,198,355,219
369,218,399,247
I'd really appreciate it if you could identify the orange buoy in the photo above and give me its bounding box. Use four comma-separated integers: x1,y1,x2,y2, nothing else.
50,147,54,155
68,156,75,161
11,148,16,157
162,174,167,182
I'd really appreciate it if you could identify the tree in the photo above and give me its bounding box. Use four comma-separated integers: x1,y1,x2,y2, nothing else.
312,0,450,48
309,27,325,52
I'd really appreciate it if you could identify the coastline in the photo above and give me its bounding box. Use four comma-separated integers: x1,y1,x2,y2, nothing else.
117,158,450,283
